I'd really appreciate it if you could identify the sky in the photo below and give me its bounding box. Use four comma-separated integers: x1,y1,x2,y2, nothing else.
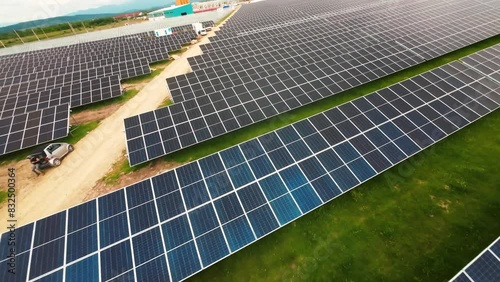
0,0,128,26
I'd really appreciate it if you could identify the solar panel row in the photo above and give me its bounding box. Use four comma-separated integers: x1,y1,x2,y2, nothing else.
450,237,500,282
127,38,499,166
0,104,70,155
0,75,122,119
0,22,199,155
2,46,498,281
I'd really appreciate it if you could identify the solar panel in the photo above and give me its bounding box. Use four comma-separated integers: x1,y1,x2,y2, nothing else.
5,46,498,280
0,104,70,155
0,75,122,118
450,237,500,282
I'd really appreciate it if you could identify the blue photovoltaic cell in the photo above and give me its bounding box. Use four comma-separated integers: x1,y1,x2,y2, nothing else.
407,129,434,149
247,205,279,238
129,201,159,234
99,212,129,247
364,149,392,172
98,190,126,220
199,154,225,177
291,184,323,213
219,146,245,168
126,180,153,208
299,157,326,180
259,174,288,201
29,238,65,279
0,252,29,281
189,203,219,236
279,165,308,190
176,162,202,187
334,141,360,163
228,163,255,188
347,157,376,182
205,171,233,198
38,270,63,282
316,149,344,171
379,142,407,163
311,175,341,201
237,183,267,212
156,191,185,221
136,255,170,281
365,127,390,147
0,223,33,259
222,216,255,252
100,240,133,281
196,228,229,267
162,215,193,251
293,119,317,137
132,227,164,266
151,171,179,197
465,251,500,282
379,122,405,139
65,255,99,282
287,140,312,161
270,194,302,225
68,200,96,233
267,147,295,169
66,224,98,263
330,166,360,191
259,132,284,151
491,241,500,257
452,273,472,282
248,155,275,178
420,122,446,141
214,193,244,223
182,181,210,209
304,133,329,152
240,139,264,159
167,241,201,281
33,211,66,247
393,135,421,156
276,125,300,144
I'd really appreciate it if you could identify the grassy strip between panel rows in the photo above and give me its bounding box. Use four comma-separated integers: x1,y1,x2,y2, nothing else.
161,35,500,164
188,102,500,282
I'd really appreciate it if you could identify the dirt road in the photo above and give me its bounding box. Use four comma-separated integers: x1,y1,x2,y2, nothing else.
0,26,225,226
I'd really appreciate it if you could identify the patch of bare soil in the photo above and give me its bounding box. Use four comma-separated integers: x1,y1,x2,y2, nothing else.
71,103,123,124
84,157,180,201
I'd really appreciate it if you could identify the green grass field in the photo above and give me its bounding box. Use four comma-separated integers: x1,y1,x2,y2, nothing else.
187,97,500,282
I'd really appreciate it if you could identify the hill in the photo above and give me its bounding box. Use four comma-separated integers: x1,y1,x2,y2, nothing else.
0,14,117,33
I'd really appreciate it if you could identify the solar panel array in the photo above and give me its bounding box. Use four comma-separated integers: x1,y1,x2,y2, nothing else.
125,0,500,165
450,237,500,282
0,23,199,155
0,104,70,155
2,43,499,281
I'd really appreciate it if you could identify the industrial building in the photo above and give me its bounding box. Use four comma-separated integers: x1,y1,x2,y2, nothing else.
176,0,190,5
192,0,235,12
147,4,194,21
